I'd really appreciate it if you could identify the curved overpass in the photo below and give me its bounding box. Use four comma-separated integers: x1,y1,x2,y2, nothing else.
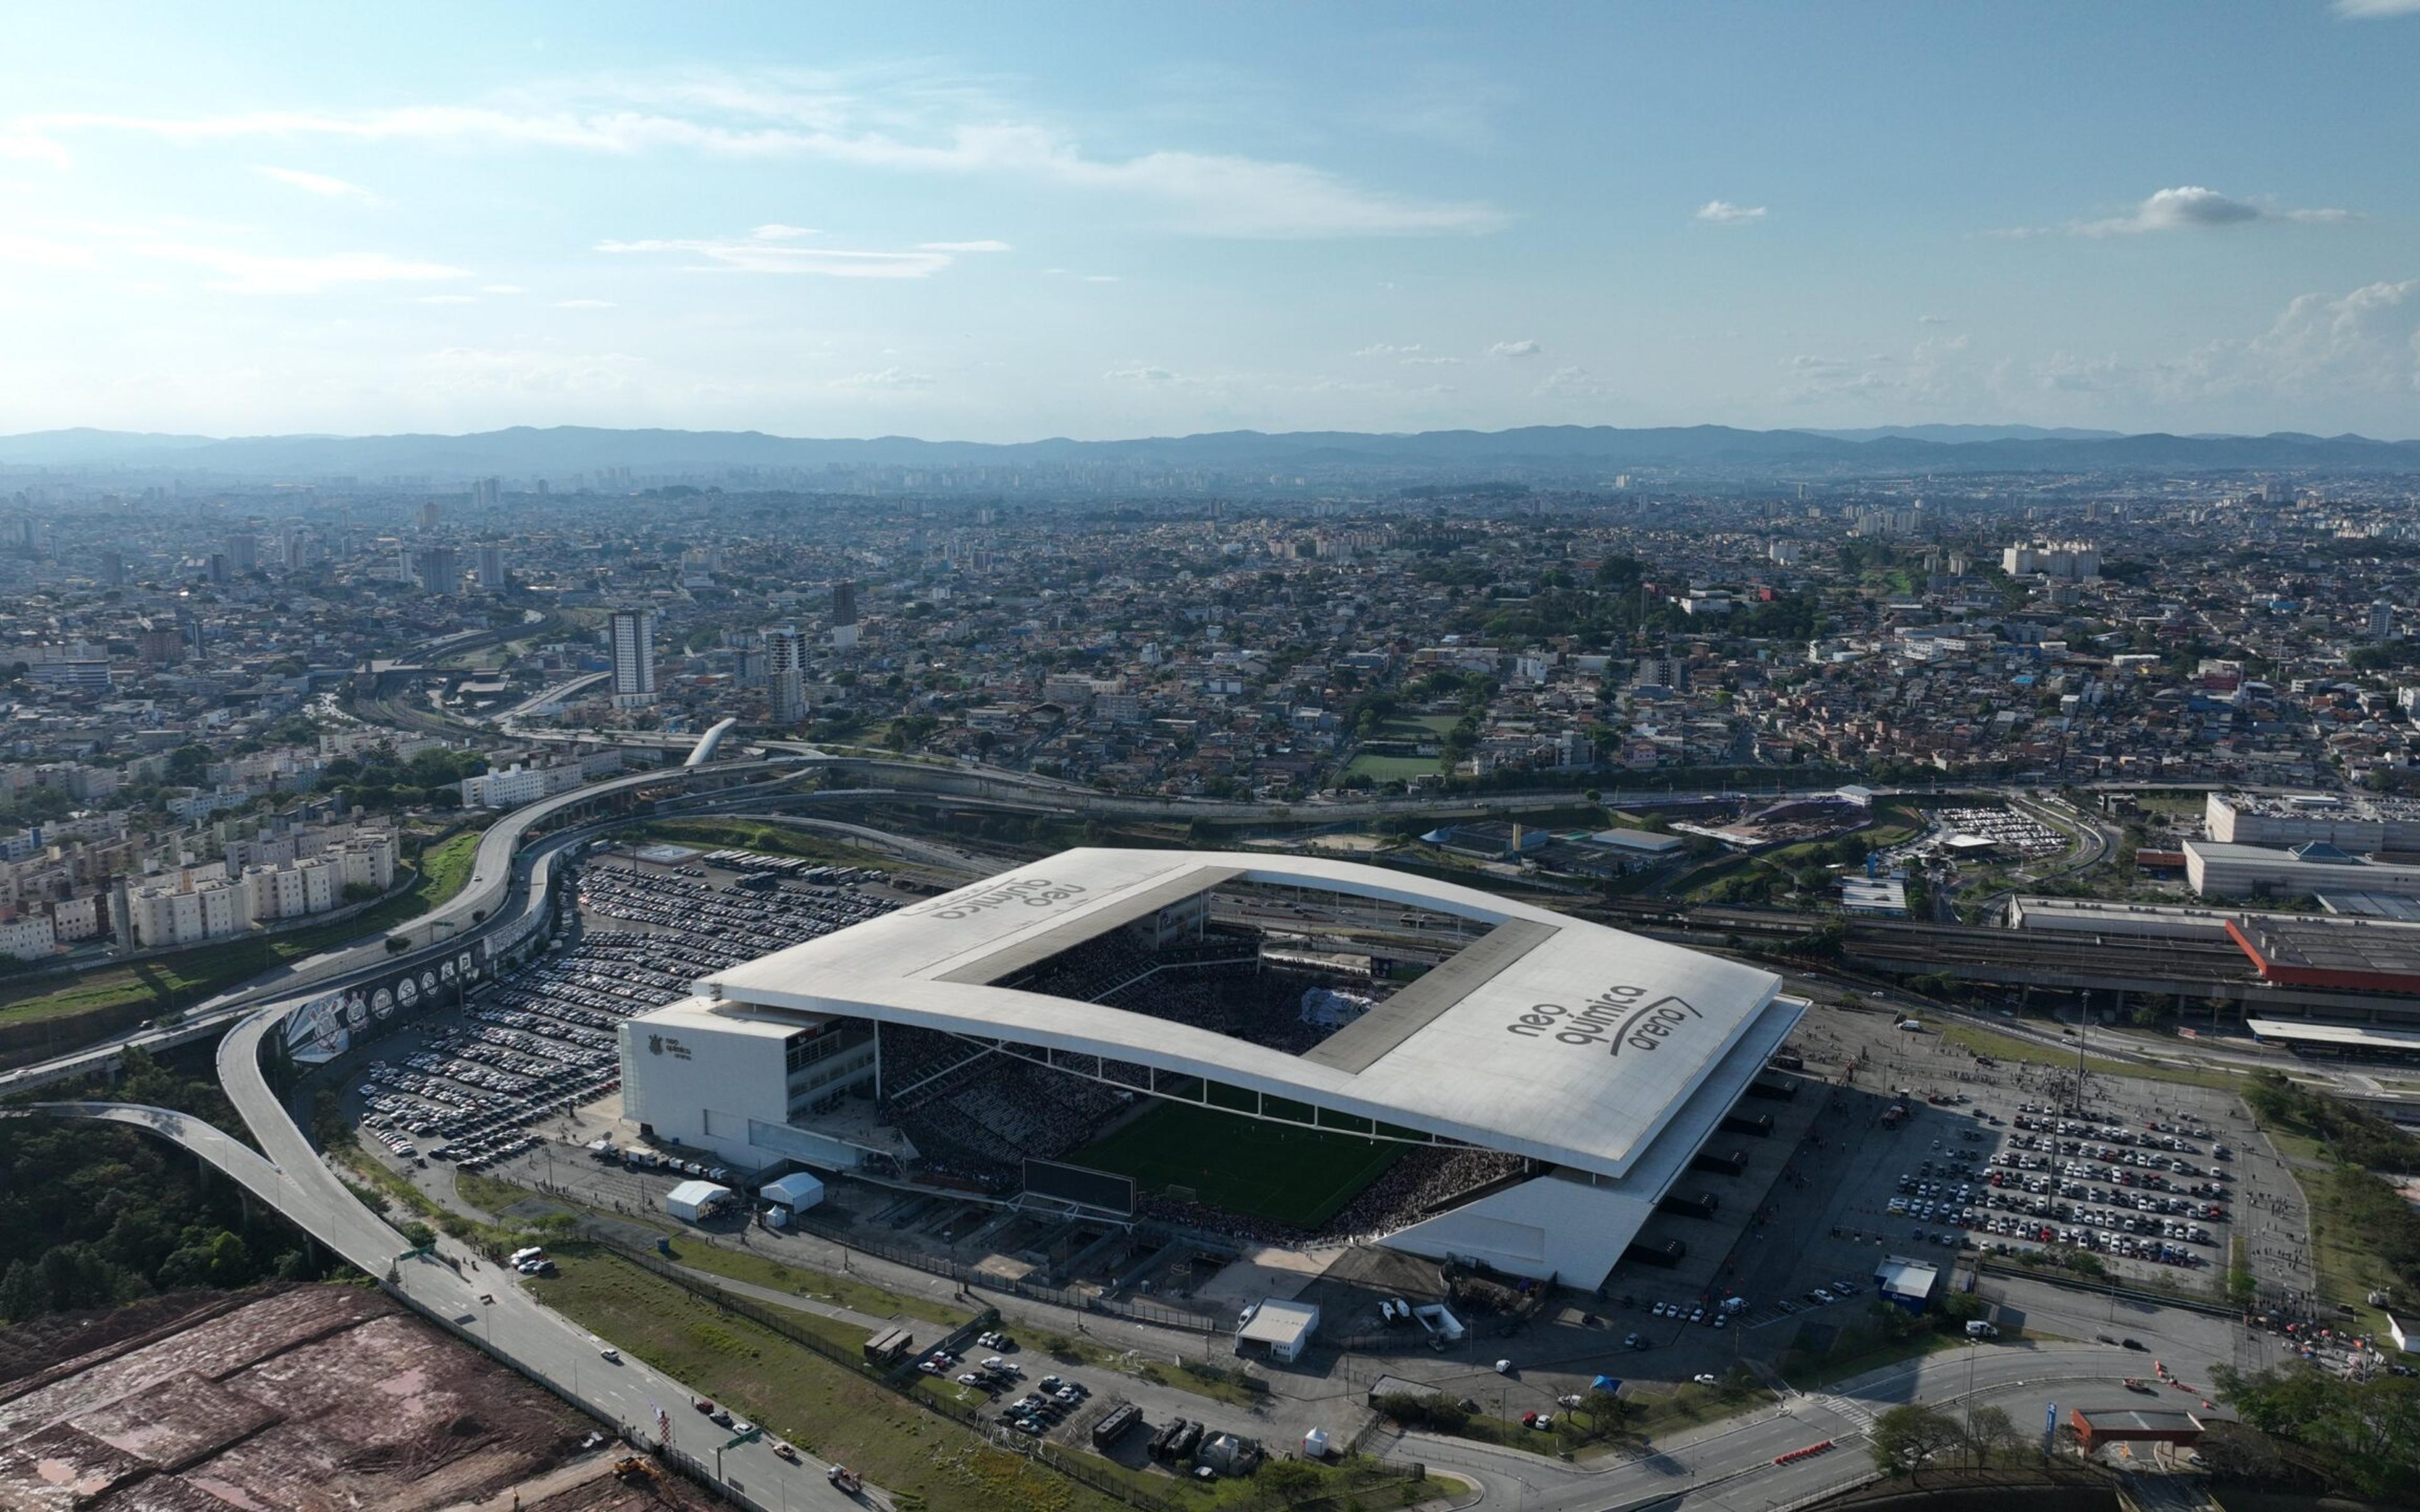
0,757,807,1097
684,716,740,767
24,1090,869,1511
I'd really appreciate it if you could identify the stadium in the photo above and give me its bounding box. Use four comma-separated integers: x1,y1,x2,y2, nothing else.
618,849,1806,1285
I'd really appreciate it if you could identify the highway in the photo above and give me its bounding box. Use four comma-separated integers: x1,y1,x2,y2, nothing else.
16,1029,878,1510
0,749,2269,1511
0,757,805,1099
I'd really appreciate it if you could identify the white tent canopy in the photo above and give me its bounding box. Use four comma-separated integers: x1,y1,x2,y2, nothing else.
761,1171,826,1210
666,1179,733,1222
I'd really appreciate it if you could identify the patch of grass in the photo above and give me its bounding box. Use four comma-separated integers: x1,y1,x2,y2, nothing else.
534,1247,1381,1512
1931,1019,2237,1092
534,1246,1132,1512
0,829,487,1034
621,818,911,874
1073,1101,1403,1230
657,1237,973,1329
2302,1167,2400,1337
1342,753,1442,782
1131,1358,1274,1411
454,1169,533,1217
454,1166,972,1326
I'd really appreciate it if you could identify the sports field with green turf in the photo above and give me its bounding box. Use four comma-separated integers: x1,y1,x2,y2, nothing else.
1072,1101,1405,1229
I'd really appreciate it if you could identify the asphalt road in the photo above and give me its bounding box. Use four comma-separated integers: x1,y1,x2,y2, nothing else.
204,997,876,1512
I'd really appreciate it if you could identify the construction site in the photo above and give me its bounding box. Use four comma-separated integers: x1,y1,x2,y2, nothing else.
0,1285,718,1511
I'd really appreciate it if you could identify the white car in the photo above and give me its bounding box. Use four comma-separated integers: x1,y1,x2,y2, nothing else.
1494,1359,1514,1375
599,1347,621,1363
1693,1373,1720,1386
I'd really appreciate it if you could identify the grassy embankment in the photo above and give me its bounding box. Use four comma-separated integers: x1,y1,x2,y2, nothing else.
618,817,932,876
535,1246,1434,1512
1927,1018,2239,1094
458,1167,1270,1408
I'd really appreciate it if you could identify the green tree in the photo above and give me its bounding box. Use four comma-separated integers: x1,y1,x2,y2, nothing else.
2213,1363,2420,1499
0,1258,37,1322
1869,1403,1966,1479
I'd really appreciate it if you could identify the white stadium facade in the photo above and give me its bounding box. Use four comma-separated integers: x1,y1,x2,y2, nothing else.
618,849,1805,1285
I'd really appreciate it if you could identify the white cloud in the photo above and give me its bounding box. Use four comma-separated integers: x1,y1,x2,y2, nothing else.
2064,186,2356,237
2160,278,2420,404
255,164,377,199
827,366,935,390
134,242,471,294
597,224,954,277
1105,364,1181,383
1533,364,1608,398
0,230,95,268
0,132,70,168
1485,338,1541,358
20,79,1506,239
415,294,478,304
1693,200,1767,225
2336,0,2420,17
1081,273,1120,283
480,283,526,294
1353,342,1456,365
918,239,1011,253
554,297,616,308
1918,314,1950,325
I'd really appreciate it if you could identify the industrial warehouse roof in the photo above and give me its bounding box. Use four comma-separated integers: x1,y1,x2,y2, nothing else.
2227,916,2420,992
691,848,1795,1179
2245,1018,2420,1051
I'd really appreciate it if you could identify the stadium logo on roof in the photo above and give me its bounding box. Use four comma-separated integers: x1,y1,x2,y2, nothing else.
1507,987,1702,1055
906,876,1088,920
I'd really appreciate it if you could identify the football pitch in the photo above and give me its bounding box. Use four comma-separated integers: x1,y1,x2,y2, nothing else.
1072,1102,1405,1230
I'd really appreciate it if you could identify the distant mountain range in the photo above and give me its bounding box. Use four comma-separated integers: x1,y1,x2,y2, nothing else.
3,422,2415,482
1793,424,2128,444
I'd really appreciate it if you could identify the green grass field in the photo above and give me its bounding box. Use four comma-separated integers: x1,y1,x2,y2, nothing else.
1073,1101,1404,1228
623,817,917,874
1343,753,1441,781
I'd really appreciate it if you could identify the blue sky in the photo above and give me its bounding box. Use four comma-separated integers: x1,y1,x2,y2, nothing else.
3,1,2417,440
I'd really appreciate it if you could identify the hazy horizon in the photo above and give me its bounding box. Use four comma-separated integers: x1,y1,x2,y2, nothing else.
4,2,2417,440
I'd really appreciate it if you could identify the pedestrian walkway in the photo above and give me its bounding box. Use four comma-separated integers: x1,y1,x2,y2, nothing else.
1807,1393,1875,1429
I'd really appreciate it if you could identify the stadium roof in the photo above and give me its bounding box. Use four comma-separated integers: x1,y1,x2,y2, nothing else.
695,848,1793,1180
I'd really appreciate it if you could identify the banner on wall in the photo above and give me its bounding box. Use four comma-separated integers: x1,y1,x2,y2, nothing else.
285,990,351,1063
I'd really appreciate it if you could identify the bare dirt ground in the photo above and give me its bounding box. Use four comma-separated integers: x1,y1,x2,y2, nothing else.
0,1284,635,1512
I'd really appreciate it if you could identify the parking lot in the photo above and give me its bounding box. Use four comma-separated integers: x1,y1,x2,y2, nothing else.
1714,1005,2254,1316
330,844,910,1191
311,847,2325,1437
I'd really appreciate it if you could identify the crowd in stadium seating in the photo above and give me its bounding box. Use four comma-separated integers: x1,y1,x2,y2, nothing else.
879,1024,1137,1191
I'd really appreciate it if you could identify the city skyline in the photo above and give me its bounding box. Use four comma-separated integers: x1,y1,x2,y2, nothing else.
3,2,2417,440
